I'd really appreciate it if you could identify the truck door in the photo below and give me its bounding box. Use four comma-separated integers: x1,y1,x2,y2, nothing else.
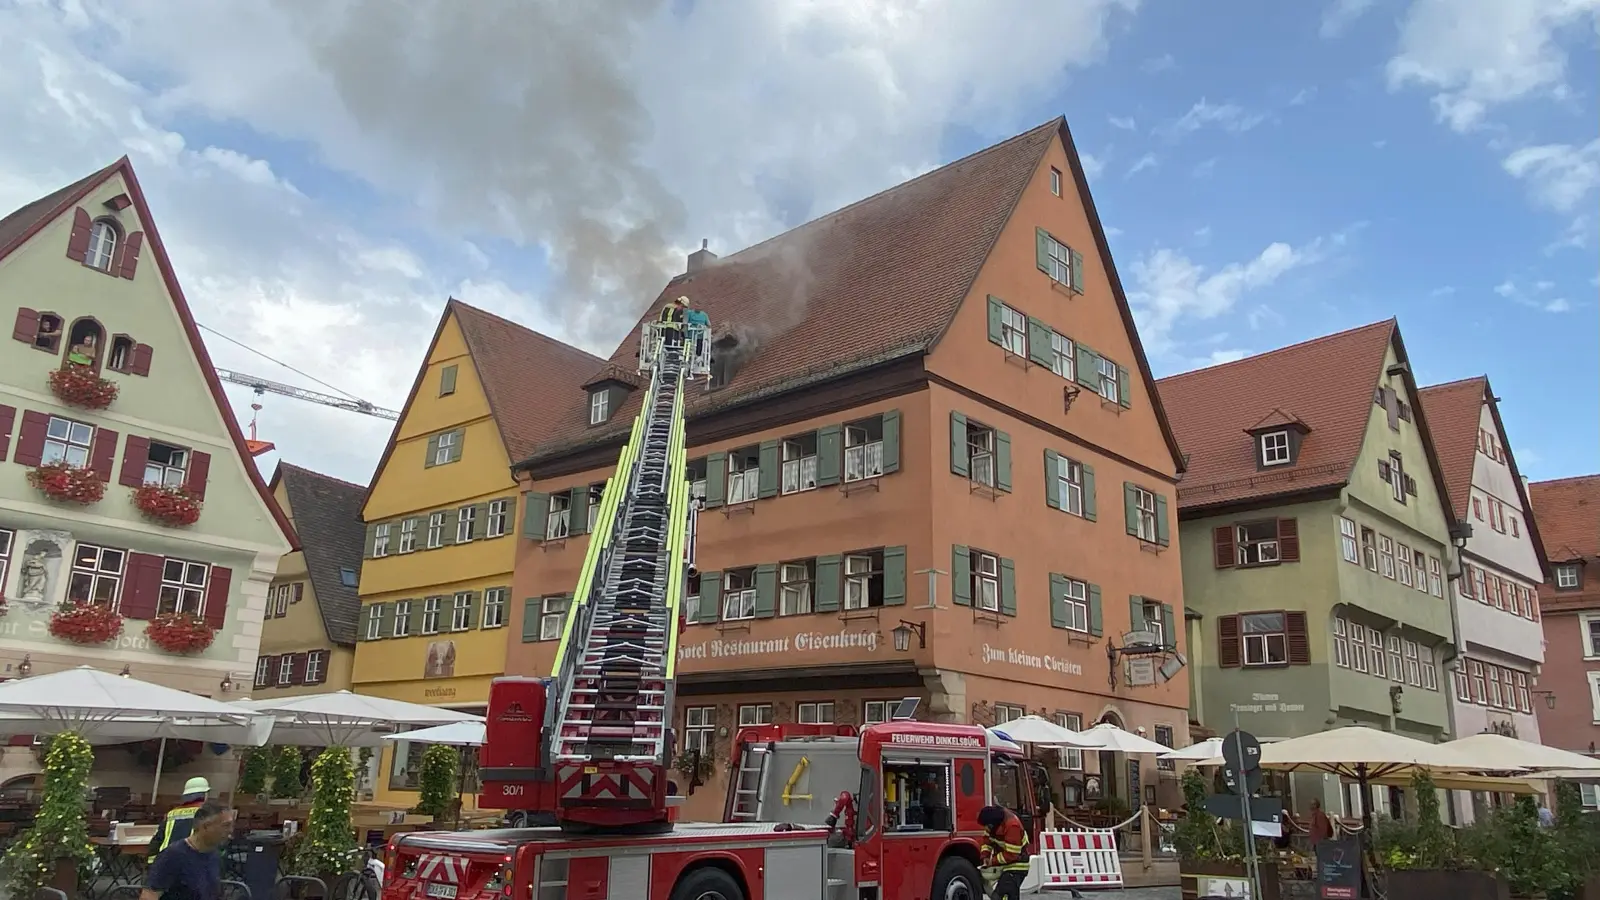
989,756,1035,837
1024,759,1054,840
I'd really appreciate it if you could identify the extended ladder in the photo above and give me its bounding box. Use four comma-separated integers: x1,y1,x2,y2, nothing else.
726,743,771,821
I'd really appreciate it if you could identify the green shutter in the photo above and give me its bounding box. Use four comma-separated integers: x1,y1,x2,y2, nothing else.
995,430,1013,492
814,556,842,612
522,493,549,540
358,604,375,640
817,426,843,486
1088,585,1103,636
949,412,969,477
463,591,478,630
1082,463,1097,522
1069,248,1084,293
471,503,489,540
986,296,1004,346
364,523,380,558
952,546,972,607
1130,595,1146,632
1155,494,1171,546
1027,318,1053,367
1000,558,1017,617
439,364,458,396
758,440,780,499
881,410,901,474
754,564,778,618
442,508,460,546
569,487,590,536
449,429,465,463
1044,451,1062,510
377,602,394,638
1075,345,1100,391
1049,575,1069,629
1162,604,1177,650
883,546,907,606
697,571,721,623
521,598,541,642
1124,483,1140,537
1117,364,1132,408
1035,227,1052,274
424,434,441,469
705,451,727,508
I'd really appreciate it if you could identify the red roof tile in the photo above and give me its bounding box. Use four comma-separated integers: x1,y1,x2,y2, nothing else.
1530,476,1600,563
1416,377,1487,521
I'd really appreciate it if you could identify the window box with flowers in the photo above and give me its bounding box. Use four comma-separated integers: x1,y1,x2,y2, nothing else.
133,484,202,527
27,461,105,505
47,602,123,645
46,366,118,410
144,612,215,654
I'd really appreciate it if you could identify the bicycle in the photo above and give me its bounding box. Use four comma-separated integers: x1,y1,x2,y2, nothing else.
331,845,384,900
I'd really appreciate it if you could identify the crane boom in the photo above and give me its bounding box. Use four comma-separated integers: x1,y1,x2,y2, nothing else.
214,368,400,420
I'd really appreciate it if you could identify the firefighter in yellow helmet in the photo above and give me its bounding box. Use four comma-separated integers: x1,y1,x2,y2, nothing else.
146,777,211,863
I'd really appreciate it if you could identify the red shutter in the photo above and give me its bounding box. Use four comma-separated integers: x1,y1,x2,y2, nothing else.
120,553,164,620
12,308,39,344
1285,611,1311,665
13,411,49,467
119,435,150,486
129,344,153,377
1217,615,1242,668
0,406,15,462
290,652,309,685
88,427,118,482
66,208,91,262
118,231,144,280
1461,566,1475,599
202,566,231,629
185,451,211,500
1277,518,1300,562
1213,525,1236,569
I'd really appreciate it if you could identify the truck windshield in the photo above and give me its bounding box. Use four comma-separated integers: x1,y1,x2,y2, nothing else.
991,757,1024,813
856,765,879,842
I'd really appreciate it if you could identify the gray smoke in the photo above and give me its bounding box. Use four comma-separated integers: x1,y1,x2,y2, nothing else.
273,0,684,348
699,226,820,371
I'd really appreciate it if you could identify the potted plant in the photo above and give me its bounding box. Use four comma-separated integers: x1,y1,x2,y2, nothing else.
0,732,95,897
47,601,124,645
145,612,216,654
132,484,203,527
413,745,457,819
46,366,118,409
292,748,359,885
1173,770,1282,900
270,745,305,801
27,461,106,505
1381,771,1514,899
239,747,271,797
674,749,715,784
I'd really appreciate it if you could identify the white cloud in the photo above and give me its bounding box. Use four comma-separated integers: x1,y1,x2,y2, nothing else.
1161,99,1266,139
1080,152,1107,180
1502,140,1600,212
1142,54,1176,74
1192,157,1219,178
1127,239,1327,356
1109,116,1137,130
1202,348,1249,366
1494,279,1575,313
1288,87,1317,106
1321,0,1377,37
1126,153,1158,178
1429,285,1455,297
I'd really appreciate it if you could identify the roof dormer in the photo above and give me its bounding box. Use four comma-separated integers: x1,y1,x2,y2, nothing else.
1245,408,1311,470
582,365,641,427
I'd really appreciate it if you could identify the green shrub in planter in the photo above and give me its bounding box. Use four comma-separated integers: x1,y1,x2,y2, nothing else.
271,745,305,799
239,747,270,796
0,732,95,897
414,745,457,818
293,747,358,878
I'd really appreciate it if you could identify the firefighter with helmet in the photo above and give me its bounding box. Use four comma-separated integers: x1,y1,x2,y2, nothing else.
977,804,1031,900
146,776,212,863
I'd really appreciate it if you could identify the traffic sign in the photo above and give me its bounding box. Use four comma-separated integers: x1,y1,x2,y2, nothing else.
1221,729,1262,773
1220,763,1263,796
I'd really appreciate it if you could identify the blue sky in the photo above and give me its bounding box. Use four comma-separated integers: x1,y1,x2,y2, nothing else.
1,0,1594,484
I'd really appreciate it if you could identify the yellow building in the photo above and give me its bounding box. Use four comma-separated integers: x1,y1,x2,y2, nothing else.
356,299,601,804
256,463,365,696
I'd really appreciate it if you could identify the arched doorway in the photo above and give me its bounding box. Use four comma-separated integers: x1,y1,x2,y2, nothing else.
1096,710,1125,809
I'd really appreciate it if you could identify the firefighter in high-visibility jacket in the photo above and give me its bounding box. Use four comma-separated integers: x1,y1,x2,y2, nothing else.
145,777,211,863
977,805,1030,900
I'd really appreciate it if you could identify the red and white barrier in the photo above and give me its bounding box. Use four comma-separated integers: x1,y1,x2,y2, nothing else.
1029,829,1124,891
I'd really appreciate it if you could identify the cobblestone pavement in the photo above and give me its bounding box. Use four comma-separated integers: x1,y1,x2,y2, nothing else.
1024,888,1180,899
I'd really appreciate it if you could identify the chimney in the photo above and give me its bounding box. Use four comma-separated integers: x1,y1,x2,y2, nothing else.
687,239,717,274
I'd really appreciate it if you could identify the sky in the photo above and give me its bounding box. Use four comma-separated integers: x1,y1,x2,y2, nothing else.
1,0,1596,487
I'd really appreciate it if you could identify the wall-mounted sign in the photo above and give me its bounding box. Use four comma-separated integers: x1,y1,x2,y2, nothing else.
677,627,880,661
424,641,456,679
1228,692,1307,714
1126,657,1156,686
980,644,1084,677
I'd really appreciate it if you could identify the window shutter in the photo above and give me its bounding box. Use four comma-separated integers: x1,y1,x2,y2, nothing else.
0,405,13,462
439,364,458,396
184,451,211,500
290,652,309,685
463,591,479,630
697,571,721,623
471,503,489,540
816,425,843,486
119,435,150,486
881,410,901,474
1213,525,1236,568
1049,574,1069,628
1082,463,1097,521
949,412,969,478
1088,584,1103,636
568,488,589,536
129,344,153,376
13,412,47,467
424,434,441,468
753,564,777,618
1123,483,1139,536
1027,318,1053,366
814,556,842,613
11,308,39,344
1285,611,1311,665
120,553,164,620
1162,604,1177,650
203,566,232,629
1117,364,1131,409
363,523,380,558
291,582,304,604
117,231,144,279
88,427,118,483
1044,450,1062,510
66,208,91,261
1127,595,1146,633
521,598,541,642
1069,248,1085,293
986,296,1005,346
440,507,459,546
522,493,549,540
1075,345,1100,390
1000,558,1017,616
882,546,907,606
1218,615,1242,668
952,546,972,606
377,602,395,637
449,429,465,462
995,430,1013,492
704,451,727,507
1155,494,1170,547
758,440,780,499
1278,518,1300,562
1035,228,1052,273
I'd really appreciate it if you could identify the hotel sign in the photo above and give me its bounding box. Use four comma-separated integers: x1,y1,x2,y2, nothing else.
980,644,1084,677
677,627,881,661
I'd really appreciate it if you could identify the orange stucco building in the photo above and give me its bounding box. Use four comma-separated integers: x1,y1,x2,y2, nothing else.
507,118,1192,818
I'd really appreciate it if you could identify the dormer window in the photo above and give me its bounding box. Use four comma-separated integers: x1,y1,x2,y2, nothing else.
85,219,118,271
1260,430,1291,466
588,389,610,425
1245,409,1310,471
1556,563,1582,590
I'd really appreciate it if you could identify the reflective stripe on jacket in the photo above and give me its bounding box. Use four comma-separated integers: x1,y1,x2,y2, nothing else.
982,809,1031,872
146,802,203,862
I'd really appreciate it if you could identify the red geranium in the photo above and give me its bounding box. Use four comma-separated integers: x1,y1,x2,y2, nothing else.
27,460,106,504
133,484,203,527
145,612,215,654
48,602,124,645
47,366,119,409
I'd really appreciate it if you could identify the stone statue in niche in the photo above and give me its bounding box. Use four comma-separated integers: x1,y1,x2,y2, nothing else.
10,532,71,614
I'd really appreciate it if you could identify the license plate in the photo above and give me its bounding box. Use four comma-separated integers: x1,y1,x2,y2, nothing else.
426,884,457,899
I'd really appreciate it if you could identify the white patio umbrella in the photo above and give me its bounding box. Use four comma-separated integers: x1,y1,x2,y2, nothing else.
239,690,483,747
383,721,485,747
1071,722,1175,755
1435,732,1600,774
1160,737,1226,762
988,716,1097,747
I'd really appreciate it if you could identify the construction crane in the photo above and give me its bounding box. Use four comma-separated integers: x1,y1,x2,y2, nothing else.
215,369,400,420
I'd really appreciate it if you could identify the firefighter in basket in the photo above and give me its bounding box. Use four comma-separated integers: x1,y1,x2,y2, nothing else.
977,804,1031,900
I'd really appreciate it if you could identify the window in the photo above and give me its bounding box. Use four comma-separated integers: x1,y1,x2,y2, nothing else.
1402,640,1420,686
727,446,760,504
1514,671,1530,712
1386,635,1402,683
1349,622,1368,672
844,416,886,482
683,707,716,754
1332,618,1349,668
1428,556,1443,597
365,607,383,640
685,458,708,502
1056,577,1089,633
143,442,189,487
1469,660,1486,703
971,550,1000,612
1361,528,1378,571
1590,672,1600,723
487,499,509,537
1260,431,1291,466
421,597,442,634
780,560,814,616
42,416,93,467
1134,487,1157,542
1235,520,1281,565
68,543,124,607
1055,713,1084,770
1241,612,1288,667
1049,167,1062,196
278,655,293,687
547,494,571,540
482,588,507,629
798,702,834,724
781,433,819,494
863,700,898,726
451,592,472,630
1421,646,1438,691
1412,550,1428,593
1488,666,1503,708
0,530,10,598
1473,567,1488,604
587,485,603,533
157,559,208,615
1388,453,1407,504
425,511,446,549
1585,782,1600,810
1510,516,1520,537
1369,629,1386,679
722,567,757,620
86,219,118,270
433,430,460,466
373,523,391,557
398,518,417,553
305,651,325,684
588,390,609,425
394,600,415,637
1396,543,1413,587
266,584,290,618
1140,598,1166,646
844,551,886,610
109,335,133,371
1041,233,1073,286
454,506,476,543
1054,455,1085,517
538,596,568,641
1050,332,1075,380
1455,667,1471,702
1378,535,1395,579
1154,725,1176,771
738,704,774,727
1339,517,1359,563
1473,497,1484,520
439,364,457,397
966,422,996,487
999,303,1027,357
1581,614,1600,658
1097,356,1119,403
1557,564,1582,589
255,656,272,689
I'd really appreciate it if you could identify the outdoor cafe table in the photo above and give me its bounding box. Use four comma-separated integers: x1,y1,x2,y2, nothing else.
88,835,147,900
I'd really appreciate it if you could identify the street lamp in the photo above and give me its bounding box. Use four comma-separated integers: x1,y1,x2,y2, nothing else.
119,664,132,678
16,655,31,678
891,620,926,652
1534,690,1556,710
219,673,235,694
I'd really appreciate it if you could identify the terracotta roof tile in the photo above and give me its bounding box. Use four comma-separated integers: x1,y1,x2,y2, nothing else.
1156,321,1396,510
1530,476,1600,563
1415,377,1488,521
275,463,367,646
0,161,122,259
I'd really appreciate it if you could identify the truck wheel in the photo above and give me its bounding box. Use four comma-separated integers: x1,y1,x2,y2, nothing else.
670,866,745,900
930,857,983,900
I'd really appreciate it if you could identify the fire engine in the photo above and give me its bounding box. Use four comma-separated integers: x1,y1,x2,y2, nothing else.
381,312,1055,900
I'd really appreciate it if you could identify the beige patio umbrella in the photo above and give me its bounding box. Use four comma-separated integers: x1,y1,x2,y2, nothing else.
1071,722,1175,755
1367,771,1543,795
1434,733,1600,774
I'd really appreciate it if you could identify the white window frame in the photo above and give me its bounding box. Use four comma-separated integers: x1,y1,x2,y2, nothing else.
86,219,118,270
398,518,417,553
999,303,1027,357
547,494,571,540
539,596,568,641
780,562,812,616
967,426,996,487
1349,622,1368,672
487,499,509,538
482,588,507,629
1055,455,1084,517
722,570,757,621
1042,233,1072,285
1403,640,1420,686
1396,543,1413,587
68,543,125,608
426,511,446,549
392,600,412,637
727,453,760,504
589,390,609,425
421,596,442,634
1587,672,1600,723
1412,550,1429,593
1558,565,1581,589
1054,712,1084,770
588,485,603,533
278,655,293,687
1339,517,1359,564
1361,528,1378,571
683,707,716,754
373,523,391,557
1386,634,1403,683
143,442,189,488
157,558,208,616
1058,578,1089,633
1368,628,1386,679
1389,454,1406,503
1332,618,1349,668
798,702,834,724
844,554,876,611
1378,535,1396,579
863,701,895,726
844,420,885,483
1581,614,1600,659
781,438,818,495
305,651,324,685
255,656,272,688
365,607,382,640
1135,487,1158,542
43,416,94,468
456,505,476,543
1097,356,1119,403
1049,167,1062,197
1241,613,1288,667
1050,332,1075,380
1469,660,1486,704
1428,556,1443,597
974,552,1000,612
738,704,774,727
1421,646,1438,691
1235,520,1281,566
450,592,472,631
1260,431,1291,466
434,431,458,466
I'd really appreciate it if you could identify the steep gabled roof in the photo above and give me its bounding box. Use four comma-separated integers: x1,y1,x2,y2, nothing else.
0,158,297,548
271,463,366,646
1530,476,1600,563
520,117,1186,472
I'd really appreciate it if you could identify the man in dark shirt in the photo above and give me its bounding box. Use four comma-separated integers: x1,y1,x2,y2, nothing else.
141,801,232,900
